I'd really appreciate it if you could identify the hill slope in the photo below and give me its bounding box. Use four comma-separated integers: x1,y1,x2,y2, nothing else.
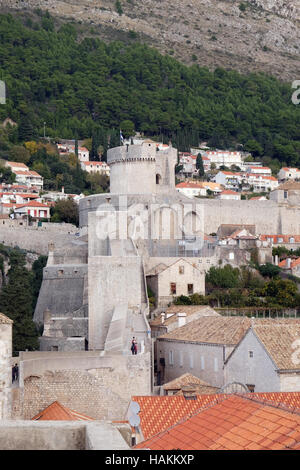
1,0,299,81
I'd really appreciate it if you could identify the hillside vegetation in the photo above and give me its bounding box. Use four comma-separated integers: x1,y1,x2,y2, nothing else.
0,13,299,166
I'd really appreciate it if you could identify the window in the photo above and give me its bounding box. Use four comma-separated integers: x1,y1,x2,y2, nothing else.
246,384,255,393
201,356,205,370
290,237,295,243
51,346,58,351
188,284,194,295
229,252,234,260
179,266,184,274
170,283,177,295
189,353,194,369
249,351,253,358
179,351,183,367
169,350,174,366
284,191,288,199
214,358,218,372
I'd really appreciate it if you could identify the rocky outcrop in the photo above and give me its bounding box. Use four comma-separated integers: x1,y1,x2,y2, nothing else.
1,0,299,80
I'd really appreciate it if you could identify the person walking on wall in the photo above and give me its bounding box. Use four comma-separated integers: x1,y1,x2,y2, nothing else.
131,337,137,355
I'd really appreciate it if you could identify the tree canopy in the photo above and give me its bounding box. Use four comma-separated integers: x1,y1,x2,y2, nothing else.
0,12,299,163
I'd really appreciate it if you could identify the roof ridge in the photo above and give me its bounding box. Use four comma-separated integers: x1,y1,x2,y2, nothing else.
235,393,300,417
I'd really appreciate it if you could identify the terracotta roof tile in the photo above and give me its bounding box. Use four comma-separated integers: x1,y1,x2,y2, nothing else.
134,393,300,450
32,401,94,421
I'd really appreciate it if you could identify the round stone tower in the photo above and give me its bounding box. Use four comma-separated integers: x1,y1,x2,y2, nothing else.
107,141,157,194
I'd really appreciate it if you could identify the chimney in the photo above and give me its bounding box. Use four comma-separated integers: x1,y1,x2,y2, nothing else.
161,313,165,324
177,312,187,328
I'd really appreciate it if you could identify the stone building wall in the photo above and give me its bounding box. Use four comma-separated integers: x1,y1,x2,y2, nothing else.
12,352,151,420
0,222,77,255
0,317,12,419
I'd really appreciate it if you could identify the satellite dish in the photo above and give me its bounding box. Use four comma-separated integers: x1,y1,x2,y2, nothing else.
128,401,140,415
129,413,141,428
128,401,141,428
220,382,249,394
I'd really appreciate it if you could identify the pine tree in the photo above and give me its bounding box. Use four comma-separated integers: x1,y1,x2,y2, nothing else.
0,250,39,353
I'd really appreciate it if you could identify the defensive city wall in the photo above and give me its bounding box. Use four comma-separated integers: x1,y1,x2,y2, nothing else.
0,220,77,255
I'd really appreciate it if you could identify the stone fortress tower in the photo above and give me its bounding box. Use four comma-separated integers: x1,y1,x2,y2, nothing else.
34,140,300,352
34,140,189,352
108,140,177,194
0,313,12,419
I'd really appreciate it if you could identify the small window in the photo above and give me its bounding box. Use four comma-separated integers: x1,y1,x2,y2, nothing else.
188,284,194,295
229,252,234,260
179,266,184,274
284,191,288,199
170,283,177,295
169,350,174,366
201,356,205,370
246,384,255,393
249,351,253,358
189,353,194,369
179,351,183,367
214,357,218,372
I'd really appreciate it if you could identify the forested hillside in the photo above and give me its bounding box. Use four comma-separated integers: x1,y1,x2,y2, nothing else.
0,12,299,165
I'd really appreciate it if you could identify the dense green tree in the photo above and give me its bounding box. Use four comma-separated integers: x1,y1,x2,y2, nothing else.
206,265,241,289
0,250,39,353
51,199,79,226
196,153,204,177
0,12,298,163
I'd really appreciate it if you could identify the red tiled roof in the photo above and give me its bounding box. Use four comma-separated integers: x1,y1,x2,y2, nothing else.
32,401,94,421
278,257,300,269
176,182,203,189
81,161,107,166
260,235,300,244
221,190,239,195
135,394,300,450
132,395,219,440
15,201,50,209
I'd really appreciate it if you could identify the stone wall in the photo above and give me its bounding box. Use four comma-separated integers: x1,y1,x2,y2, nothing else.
0,222,77,255
12,352,151,420
0,321,12,419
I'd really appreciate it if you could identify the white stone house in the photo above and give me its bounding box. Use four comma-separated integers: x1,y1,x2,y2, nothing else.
155,316,251,387
224,321,300,392
278,167,300,182
80,161,110,176
218,190,241,200
146,258,205,307
205,151,242,169
176,182,207,198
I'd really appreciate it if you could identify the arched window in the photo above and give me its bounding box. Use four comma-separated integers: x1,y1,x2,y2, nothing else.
156,174,161,185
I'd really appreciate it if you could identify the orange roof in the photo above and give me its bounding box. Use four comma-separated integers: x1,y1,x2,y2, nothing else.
82,161,107,166
221,190,239,195
135,394,300,450
260,234,300,243
278,257,300,269
16,201,50,209
132,395,219,440
32,401,94,421
176,182,203,189
6,161,28,169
